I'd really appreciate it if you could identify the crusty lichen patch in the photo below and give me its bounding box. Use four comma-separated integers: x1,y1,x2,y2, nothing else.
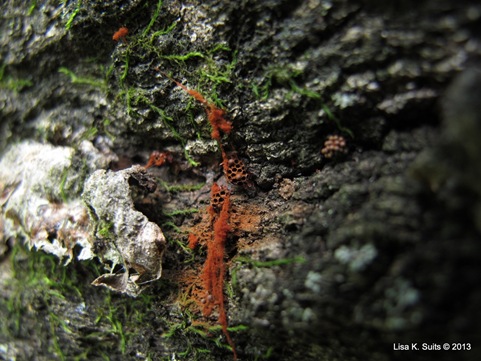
82,165,166,296
0,141,101,261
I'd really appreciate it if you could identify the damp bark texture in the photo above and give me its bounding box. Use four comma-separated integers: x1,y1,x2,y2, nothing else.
1,1,481,360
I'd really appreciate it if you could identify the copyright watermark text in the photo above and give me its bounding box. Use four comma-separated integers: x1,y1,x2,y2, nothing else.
393,343,472,351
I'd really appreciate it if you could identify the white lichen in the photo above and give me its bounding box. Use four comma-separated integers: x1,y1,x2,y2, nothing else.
0,141,92,262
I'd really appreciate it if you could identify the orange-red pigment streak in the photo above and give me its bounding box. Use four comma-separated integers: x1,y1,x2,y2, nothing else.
187,233,199,250
200,183,237,360
160,71,238,359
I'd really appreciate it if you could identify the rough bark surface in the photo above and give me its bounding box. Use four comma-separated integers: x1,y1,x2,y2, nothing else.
1,1,481,360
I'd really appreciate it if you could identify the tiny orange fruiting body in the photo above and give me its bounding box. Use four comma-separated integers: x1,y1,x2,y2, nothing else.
113,27,128,43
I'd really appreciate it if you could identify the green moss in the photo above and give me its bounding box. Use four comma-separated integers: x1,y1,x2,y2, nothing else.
65,0,82,31
113,0,174,85
59,67,106,90
0,64,33,92
290,82,321,99
183,149,201,167
58,167,69,202
142,0,164,37
162,52,205,63
253,65,309,101
253,64,355,138
79,126,99,141
150,20,178,41
94,295,127,353
160,45,237,107
188,323,247,354
255,347,274,360
92,291,156,356
162,310,246,360
120,52,130,85
122,87,157,117
97,220,114,239
231,256,306,289
321,104,354,138
160,205,199,261
104,63,115,82
254,64,332,102
168,236,195,263
163,208,199,217
0,242,168,359
195,46,238,107
49,312,71,360
101,118,116,141
79,118,115,143
27,0,37,15
161,221,182,233
2,244,82,340
251,83,265,100
235,256,306,268
159,180,205,193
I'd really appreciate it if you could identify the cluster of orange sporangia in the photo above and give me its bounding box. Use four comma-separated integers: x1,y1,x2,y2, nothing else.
187,183,230,250
222,152,250,187
321,134,348,158
209,182,230,212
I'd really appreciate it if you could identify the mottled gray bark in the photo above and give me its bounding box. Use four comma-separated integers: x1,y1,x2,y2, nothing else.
1,0,480,360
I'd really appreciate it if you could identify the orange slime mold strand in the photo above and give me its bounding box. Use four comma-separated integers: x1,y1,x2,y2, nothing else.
171,79,209,106
156,69,208,105
201,183,237,360
157,69,233,141
187,233,199,250
157,69,238,357
207,106,232,141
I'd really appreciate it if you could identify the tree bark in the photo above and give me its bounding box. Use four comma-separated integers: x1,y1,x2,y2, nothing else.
1,1,480,360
